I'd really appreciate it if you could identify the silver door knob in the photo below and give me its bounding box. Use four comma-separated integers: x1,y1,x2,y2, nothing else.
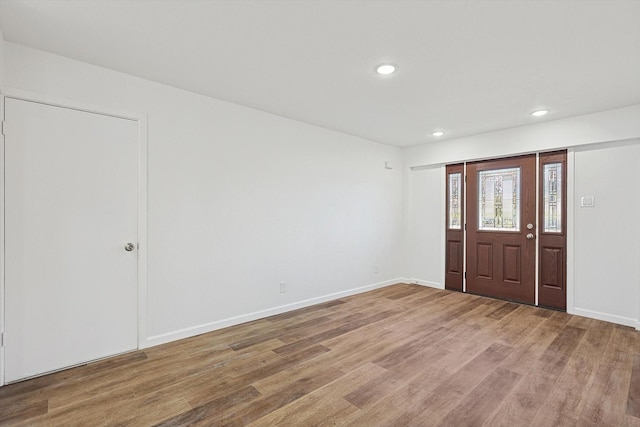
124,243,135,252
527,223,534,230
526,233,535,240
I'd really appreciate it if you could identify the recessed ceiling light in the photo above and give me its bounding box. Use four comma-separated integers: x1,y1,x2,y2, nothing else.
375,64,397,75
432,131,445,137
531,109,549,117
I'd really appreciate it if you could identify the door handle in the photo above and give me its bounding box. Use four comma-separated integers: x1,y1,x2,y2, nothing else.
124,243,135,252
526,233,535,240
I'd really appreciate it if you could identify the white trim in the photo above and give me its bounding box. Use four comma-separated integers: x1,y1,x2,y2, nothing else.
0,91,148,385
0,94,6,386
136,116,149,348
1,88,140,121
462,163,467,293
440,165,447,291
408,278,443,289
566,149,575,315
572,307,638,328
534,153,540,306
142,278,403,348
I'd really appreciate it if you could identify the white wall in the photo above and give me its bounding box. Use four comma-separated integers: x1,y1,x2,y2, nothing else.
0,25,4,88
572,141,640,326
0,20,5,385
403,108,640,328
4,42,404,345
4,38,640,351
404,105,640,167
403,165,444,287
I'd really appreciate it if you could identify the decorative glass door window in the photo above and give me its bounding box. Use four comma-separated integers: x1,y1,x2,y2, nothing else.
478,167,521,231
543,163,562,232
448,172,462,229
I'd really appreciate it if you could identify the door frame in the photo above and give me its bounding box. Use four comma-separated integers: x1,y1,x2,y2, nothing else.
444,151,569,310
0,89,148,386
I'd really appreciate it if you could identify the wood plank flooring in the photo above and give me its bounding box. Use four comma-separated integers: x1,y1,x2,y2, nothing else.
2,283,640,426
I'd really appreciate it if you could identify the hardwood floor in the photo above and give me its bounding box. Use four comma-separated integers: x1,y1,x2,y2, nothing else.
2,283,640,426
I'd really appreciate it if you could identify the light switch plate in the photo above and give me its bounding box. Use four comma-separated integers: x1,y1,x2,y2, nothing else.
580,196,595,207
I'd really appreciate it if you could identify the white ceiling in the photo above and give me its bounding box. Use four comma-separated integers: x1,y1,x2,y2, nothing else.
1,0,639,147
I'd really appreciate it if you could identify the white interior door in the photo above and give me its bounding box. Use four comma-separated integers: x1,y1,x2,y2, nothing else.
4,98,138,383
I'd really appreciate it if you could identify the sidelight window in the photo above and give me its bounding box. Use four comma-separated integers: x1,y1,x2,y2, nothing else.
448,172,462,229
543,163,562,233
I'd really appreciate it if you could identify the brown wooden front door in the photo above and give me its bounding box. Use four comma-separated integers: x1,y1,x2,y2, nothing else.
466,155,537,304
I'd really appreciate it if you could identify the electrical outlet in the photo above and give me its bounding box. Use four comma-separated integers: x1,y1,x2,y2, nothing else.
279,282,287,293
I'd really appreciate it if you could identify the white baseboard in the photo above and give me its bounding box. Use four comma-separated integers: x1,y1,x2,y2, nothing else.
141,278,403,348
401,278,444,289
572,307,638,328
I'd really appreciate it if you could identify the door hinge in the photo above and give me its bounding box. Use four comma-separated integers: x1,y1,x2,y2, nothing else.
464,174,467,182
1,121,5,136
464,223,467,231
1,332,4,347
464,272,467,279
